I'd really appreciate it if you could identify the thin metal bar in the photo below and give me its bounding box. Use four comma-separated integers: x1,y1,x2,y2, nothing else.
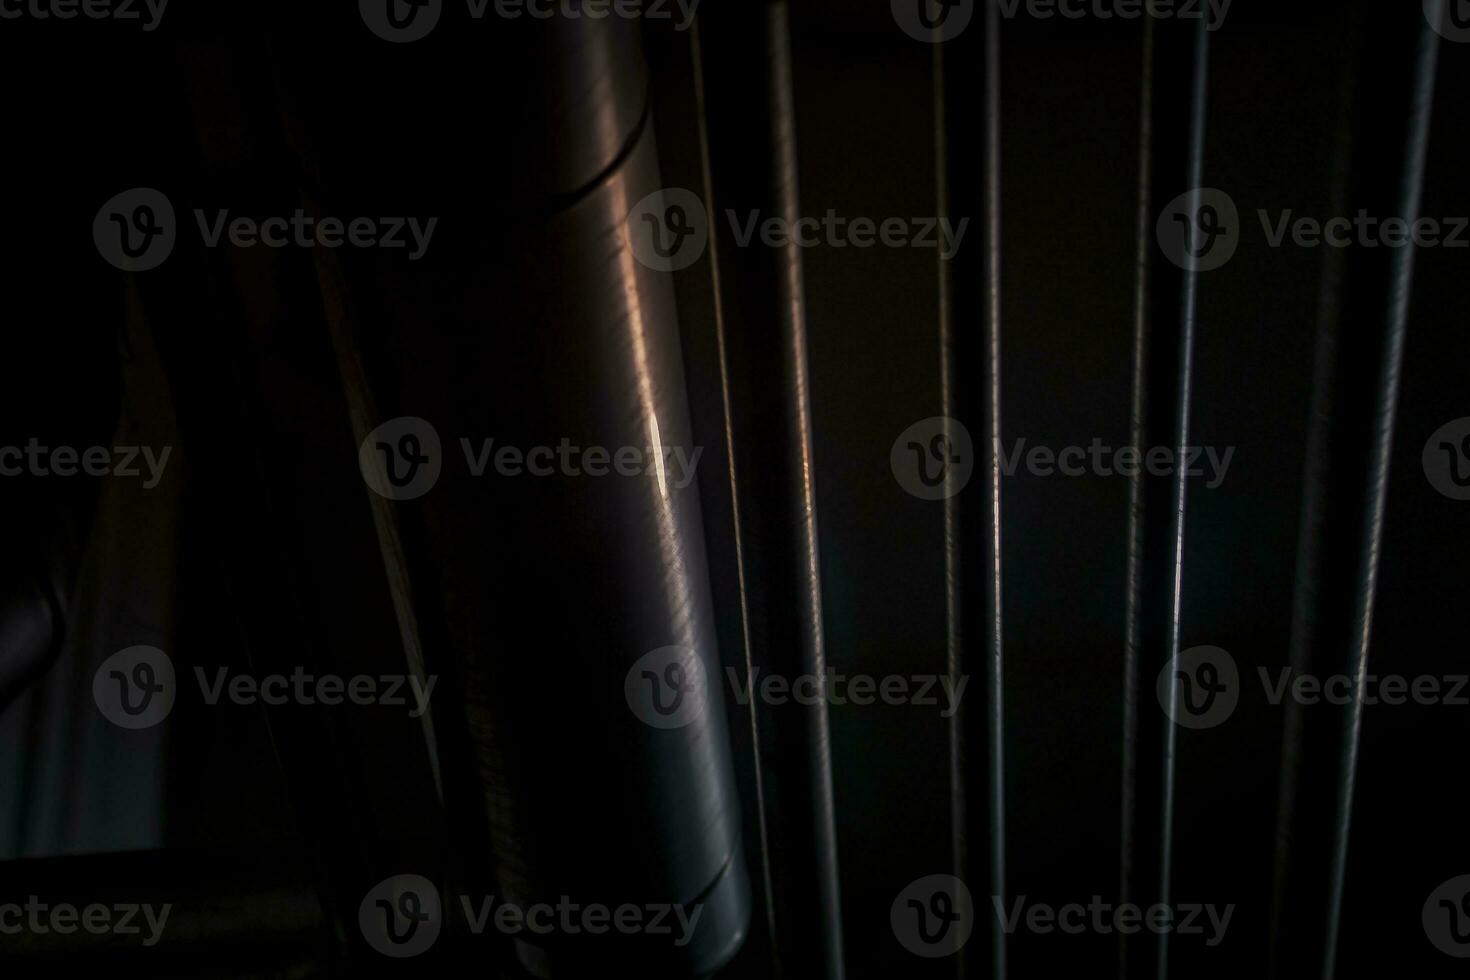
301,195,445,807
697,2,845,976
1268,5,1441,977
1119,14,1209,980
935,2,1006,977
690,16,781,966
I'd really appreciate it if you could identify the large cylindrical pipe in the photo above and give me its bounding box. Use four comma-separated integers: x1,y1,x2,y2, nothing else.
271,12,752,977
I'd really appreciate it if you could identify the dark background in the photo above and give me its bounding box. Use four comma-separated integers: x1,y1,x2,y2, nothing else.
1,2,1466,977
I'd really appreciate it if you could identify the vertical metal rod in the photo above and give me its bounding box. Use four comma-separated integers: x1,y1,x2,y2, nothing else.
1119,14,1209,980
935,2,1005,977
302,195,445,807
697,2,845,976
690,16,782,965
1268,6,1441,978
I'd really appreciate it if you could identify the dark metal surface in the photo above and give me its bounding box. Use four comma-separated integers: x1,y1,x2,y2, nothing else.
0,537,67,710
441,127,750,977
1119,14,1209,980
1,463,108,715
1268,6,1442,978
272,17,753,976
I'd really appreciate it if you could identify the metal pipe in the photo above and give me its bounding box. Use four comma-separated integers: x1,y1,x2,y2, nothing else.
270,15,751,977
